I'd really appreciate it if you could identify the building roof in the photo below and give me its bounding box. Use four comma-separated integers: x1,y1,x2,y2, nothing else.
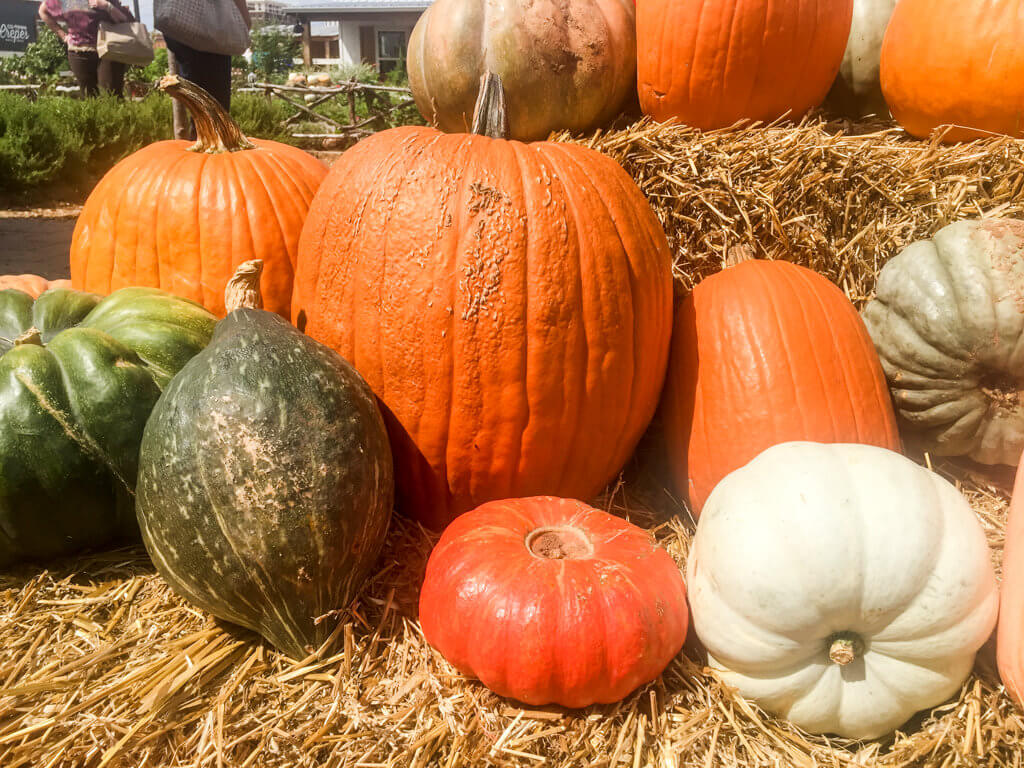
310,21,339,35
284,0,433,11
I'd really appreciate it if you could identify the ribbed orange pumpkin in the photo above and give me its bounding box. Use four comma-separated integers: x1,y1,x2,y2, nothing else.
880,0,1024,141
661,256,901,513
998,458,1024,706
292,75,673,530
637,0,853,129
71,76,327,318
0,275,71,297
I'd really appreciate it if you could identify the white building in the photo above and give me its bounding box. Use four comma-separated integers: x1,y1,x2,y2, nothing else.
284,0,432,74
248,1,289,23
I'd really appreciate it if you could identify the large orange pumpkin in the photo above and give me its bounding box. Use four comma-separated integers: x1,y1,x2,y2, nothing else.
999,458,1024,706
880,0,1024,141
71,76,327,317
293,75,673,530
661,256,901,513
637,0,853,129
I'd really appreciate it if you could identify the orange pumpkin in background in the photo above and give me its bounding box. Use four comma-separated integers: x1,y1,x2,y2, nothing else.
999,458,1024,706
71,76,327,317
0,275,72,297
637,0,853,129
880,0,1024,141
661,256,901,513
293,74,673,530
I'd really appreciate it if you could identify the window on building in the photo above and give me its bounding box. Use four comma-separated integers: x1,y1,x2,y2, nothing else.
376,30,406,75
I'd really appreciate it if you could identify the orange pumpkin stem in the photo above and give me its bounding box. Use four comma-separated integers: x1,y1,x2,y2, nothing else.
225,260,264,312
724,244,755,268
470,72,510,140
157,75,256,154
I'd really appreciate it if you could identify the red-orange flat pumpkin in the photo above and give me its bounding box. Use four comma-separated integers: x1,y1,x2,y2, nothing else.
661,257,901,513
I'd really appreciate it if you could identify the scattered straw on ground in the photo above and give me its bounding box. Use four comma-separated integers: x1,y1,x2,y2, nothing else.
3,118,1024,767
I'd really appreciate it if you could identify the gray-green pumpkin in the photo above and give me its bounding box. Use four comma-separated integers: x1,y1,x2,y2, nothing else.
136,262,394,659
862,218,1024,465
0,286,215,567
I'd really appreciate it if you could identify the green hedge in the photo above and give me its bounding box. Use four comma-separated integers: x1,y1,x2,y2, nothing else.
0,93,172,195
0,93,305,199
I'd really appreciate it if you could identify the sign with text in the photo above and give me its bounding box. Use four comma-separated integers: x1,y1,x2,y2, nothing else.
0,1,40,53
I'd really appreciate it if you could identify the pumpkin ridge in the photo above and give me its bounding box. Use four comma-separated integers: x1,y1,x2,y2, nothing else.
543,141,669,485
151,150,199,298
230,154,290,307
752,264,811,442
438,134,488,509
781,264,847,441
13,363,133,494
790,263,867,440
501,140,532,491
251,149,316,269
523,142,591,493
108,154,156,289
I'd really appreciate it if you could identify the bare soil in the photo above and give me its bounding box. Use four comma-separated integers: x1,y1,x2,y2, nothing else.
0,206,80,279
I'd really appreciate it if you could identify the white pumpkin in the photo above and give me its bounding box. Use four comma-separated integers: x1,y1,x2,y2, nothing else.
827,0,898,117
686,441,997,739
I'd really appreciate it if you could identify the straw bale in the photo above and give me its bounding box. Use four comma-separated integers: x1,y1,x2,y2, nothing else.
568,117,1024,304
3,118,1024,767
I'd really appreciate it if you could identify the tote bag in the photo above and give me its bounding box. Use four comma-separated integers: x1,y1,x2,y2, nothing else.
97,21,155,65
154,0,250,56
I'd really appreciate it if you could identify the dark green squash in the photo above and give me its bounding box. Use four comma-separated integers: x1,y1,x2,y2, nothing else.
0,286,215,566
136,261,394,659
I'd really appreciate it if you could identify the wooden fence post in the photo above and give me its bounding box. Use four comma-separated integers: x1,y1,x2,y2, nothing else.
167,49,189,140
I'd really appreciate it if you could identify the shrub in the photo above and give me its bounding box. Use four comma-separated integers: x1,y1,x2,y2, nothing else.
230,93,296,144
0,93,171,196
0,28,67,85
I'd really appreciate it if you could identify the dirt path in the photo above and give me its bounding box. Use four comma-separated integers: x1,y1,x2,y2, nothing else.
0,207,80,279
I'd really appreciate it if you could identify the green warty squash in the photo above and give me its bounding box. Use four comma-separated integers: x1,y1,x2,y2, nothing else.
136,262,394,659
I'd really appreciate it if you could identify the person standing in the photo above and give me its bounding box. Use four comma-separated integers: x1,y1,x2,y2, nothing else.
38,0,134,97
157,0,251,131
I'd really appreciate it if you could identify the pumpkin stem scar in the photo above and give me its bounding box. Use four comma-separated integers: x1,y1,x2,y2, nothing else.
14,327,43,346
13,371,134,495
470,72,511,140
525,526,594,559
827,632,864,665
157,75,257,154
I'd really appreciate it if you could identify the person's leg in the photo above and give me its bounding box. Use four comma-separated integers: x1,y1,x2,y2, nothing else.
164,37,232,110
98,60,125,98
204,52,232,112
67,50,99,97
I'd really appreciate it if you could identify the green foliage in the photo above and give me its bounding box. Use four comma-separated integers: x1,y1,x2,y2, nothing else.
0,93,171,196
230,93,296,144
125,48,170,90
327,62,378,84
0,28,68,85
249,25,300,79
381,59,410,88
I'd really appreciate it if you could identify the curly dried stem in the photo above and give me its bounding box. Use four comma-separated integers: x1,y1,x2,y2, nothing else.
157,75,256,154
14,327,42,346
